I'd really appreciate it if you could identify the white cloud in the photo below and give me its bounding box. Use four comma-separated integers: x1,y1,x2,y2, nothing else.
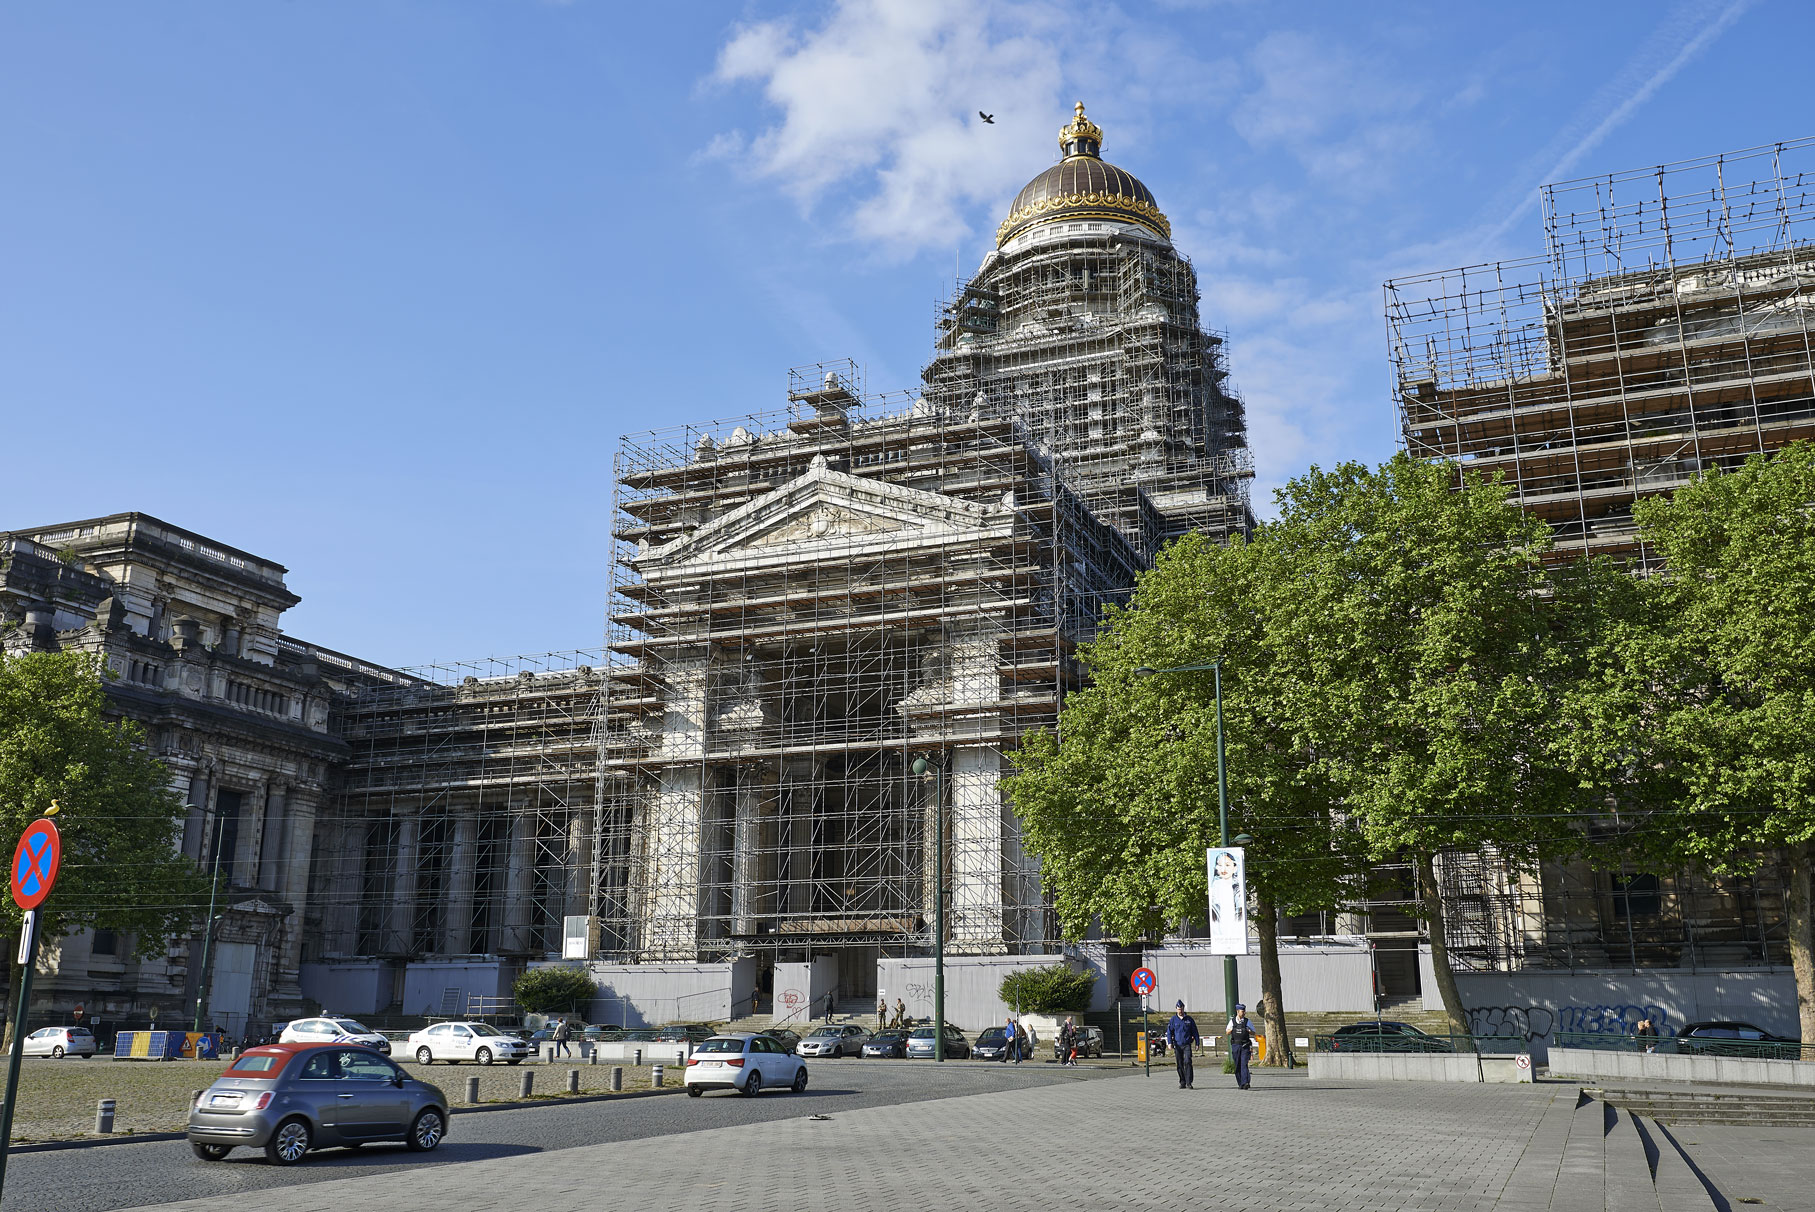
705,0,1229,257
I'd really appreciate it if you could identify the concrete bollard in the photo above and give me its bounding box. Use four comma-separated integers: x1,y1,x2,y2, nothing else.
652,1064,664,1088
95,1098,115,1134
519,1070,534,1099
464,1076,480,1105
587,1049,598,1066
610,1066,623,1092
630,1048,642,1066
567,1069,580,1095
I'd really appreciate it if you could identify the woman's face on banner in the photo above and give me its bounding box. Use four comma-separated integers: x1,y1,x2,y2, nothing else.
1214,852,1237,880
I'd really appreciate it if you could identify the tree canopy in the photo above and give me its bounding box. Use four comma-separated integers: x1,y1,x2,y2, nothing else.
0,650,209,956
514,965,599,1015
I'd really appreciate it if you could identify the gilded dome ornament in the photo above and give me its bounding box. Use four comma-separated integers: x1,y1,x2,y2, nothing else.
995,102,1170,247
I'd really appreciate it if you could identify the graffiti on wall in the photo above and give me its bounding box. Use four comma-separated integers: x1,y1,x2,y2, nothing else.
1466,1003,1674,1041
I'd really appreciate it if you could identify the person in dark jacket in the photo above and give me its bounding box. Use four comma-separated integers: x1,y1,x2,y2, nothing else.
1059,1016,1078,1066
1225,1003,1255,1089
1165,1001,1200,1088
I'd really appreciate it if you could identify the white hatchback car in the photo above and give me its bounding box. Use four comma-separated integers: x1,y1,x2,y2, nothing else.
684,1033,808,1097
23,1026,96,1058
278,1016,392,1055
404,1021,531,1066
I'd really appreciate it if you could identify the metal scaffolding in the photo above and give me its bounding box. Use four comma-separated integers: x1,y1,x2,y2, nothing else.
1387,137,1815,569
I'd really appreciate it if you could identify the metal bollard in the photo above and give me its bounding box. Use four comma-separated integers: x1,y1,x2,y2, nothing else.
464,1076,480,1105
519,1070,534,1099
651,1064,664,1088
610,1066,623,1092
587,1049,598,1066
630,1048,641,1066
566,1069,580,1095
95,1098,115,1134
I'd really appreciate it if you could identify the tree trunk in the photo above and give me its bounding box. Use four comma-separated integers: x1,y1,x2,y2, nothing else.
1787,841,1815,1051
1254,888,1292,1066
1418,851,1469,1038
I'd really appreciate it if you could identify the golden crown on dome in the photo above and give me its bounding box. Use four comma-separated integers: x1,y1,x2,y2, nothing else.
1058,101,1103,154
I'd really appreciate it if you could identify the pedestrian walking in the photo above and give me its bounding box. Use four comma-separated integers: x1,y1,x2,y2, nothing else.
1002,1015,1017,1064
1634,1015,1659,1054
1225,1003,1255,1089
552,1017,573,1059
1059,1016,1078,1066
1166,1001,1199,1088
1018,1021,1035,1064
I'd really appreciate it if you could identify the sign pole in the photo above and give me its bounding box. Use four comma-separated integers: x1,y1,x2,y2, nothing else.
1142,993,1148,1078
2,813,62,1206
0,912,39,1196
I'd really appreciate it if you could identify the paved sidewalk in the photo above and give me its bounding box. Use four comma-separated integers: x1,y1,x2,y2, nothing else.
121,1070,1579,1212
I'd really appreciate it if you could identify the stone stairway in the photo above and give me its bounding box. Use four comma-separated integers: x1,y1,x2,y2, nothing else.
1498,1092,1722,1211
1588,1085,1815,1127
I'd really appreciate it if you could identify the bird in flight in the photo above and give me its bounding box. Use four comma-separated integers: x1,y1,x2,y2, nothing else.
979,111,995,124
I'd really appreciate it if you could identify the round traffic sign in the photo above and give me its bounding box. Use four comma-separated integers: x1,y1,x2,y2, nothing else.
11,818,61,911
1130,967,1157,996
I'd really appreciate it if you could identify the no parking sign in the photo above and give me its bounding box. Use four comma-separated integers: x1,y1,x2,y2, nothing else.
1131,967,1156,996
10,818,60,911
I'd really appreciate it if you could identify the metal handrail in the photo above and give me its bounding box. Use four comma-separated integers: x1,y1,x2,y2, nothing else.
1552,1031,1810,1061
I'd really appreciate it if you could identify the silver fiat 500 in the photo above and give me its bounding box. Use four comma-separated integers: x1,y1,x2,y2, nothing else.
187,1042,449,1165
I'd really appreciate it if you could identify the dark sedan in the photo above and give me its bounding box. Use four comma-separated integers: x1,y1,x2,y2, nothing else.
1674,1020,1803,1060
861,1029,910,1058
187,1043,449,1165
1327,1020,1454,1053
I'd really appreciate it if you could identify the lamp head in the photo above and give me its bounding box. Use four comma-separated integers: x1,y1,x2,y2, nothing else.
911,757,930,776
1132,666,1156,678
1233,833,1254,845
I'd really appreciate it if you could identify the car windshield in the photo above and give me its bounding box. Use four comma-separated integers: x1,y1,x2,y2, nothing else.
909,1028,935,1039
329,1019,374,1034
472,1025,510,1037
805,1029,841,1039
978,1028,1007,1043
223,1050,287,1075
695,1038,746,1054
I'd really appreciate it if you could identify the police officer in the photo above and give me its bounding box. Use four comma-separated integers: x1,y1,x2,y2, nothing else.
1226,1003,1255,1089
1165,1001,1200,1088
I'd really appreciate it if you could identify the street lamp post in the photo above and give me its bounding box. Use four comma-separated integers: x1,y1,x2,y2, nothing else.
1134,661,1239,1029
193,801,230,1033
911,755,945,1062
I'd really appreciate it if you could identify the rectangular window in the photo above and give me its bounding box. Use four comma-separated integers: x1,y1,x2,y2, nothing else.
211,790,243,880
1611,873,1662,918
91,929,117,956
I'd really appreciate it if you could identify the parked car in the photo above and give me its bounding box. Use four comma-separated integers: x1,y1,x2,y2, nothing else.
861,1030,910,1059
1328,1021,1452,1053
582,1025,624,1042
972,1026,1015,1061
1055,1026,1105,1060
404,1021,530,1066
22,1026,96,1058
683,1033,809,1097
758,1027,802,1052
620,1028,662,1042
278,1017,392,1055
796,1024,871,1058
187,1042,449,1165
1674,1021,1802,1060
654,1023,717,1045
905,1024,971,1059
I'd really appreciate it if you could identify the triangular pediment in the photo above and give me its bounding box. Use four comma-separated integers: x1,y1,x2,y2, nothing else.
639,456,1008,571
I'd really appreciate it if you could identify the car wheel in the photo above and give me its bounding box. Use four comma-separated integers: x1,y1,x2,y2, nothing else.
416,1047,433,1065
792,1066,808,1093
687,1086,703,1098
743,1071,763,1097
190,1142,230,1162
475,1047,493,1066
406,1108,445,1152
264,1117,312,1166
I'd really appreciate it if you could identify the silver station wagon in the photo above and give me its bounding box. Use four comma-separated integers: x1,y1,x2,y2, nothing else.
187,1042,449,1165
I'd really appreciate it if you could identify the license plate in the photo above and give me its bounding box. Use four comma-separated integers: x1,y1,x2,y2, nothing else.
210,1094,239,1106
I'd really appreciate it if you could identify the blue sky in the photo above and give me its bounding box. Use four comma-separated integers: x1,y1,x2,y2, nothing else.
1,0,1790,666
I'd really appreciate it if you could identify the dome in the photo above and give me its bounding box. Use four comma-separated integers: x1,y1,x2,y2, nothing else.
996,103,1170,248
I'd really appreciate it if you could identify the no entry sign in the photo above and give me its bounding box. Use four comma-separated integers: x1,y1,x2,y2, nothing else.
10,819,61,912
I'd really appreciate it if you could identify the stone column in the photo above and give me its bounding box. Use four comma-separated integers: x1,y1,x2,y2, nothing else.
500,805,534,955
783,760,817,919
316,811,361,956
388,810,421,956
641,650,712,959
945,625,1006,952
271,784,320,1017
442,809,477,955
180,767,212,861
731,768,779,936
257,783,288,891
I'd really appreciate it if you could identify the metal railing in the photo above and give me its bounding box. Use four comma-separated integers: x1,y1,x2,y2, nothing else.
1313,1032,1478,1055
1552,1031,1811,1062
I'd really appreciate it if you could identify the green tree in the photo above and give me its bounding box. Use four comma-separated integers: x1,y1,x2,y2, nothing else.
998,964,1096,1014
513,965,599,1016
1007,531,1357,1063
0,651,209,970
1587,442,1815,1044
1258,456,1586,1035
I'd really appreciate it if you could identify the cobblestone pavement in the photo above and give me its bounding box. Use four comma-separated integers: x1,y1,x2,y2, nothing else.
1655,1122,1815,1210
116,1070,1577,1212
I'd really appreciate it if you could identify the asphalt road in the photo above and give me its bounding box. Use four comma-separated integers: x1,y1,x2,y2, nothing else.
4,1057,1129,1212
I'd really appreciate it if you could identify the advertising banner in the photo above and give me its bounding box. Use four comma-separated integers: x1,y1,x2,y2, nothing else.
1206,846,1248,955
